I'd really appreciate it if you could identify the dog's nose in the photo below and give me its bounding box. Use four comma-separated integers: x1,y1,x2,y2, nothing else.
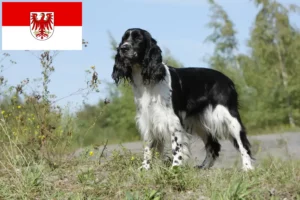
120,43,131,51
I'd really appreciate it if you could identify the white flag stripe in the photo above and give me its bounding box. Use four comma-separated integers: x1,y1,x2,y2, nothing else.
2,26,82,50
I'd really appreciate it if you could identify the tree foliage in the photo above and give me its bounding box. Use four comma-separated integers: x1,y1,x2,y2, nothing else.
206,0,300,131
76,0,300,146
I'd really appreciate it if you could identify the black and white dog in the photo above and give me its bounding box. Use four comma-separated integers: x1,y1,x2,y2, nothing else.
112,28,254,171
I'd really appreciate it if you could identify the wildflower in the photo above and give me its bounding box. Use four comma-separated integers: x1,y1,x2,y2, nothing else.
1,110,5,115
89,151,94,156
131,156,135,161
39,135,45,140
17,105,21,109
155,152,160,157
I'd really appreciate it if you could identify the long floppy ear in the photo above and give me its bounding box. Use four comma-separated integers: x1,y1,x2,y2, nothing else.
142,33,166,84
111,46,132,85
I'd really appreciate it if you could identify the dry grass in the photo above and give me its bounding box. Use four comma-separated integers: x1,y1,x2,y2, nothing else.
0,142,300,200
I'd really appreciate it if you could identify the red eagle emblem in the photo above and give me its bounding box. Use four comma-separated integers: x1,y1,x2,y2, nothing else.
30,12,54,41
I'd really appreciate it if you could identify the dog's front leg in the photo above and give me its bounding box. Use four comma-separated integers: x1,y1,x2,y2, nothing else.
140,141,153,170
170,125,191,168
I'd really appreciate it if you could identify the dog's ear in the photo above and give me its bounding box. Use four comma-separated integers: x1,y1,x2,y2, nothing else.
142,32,166,84
112,45,132,85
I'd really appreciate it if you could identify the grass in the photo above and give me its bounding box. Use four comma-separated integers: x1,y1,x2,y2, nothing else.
1,142,300,200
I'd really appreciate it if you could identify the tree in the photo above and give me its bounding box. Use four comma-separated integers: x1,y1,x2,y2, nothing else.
248,0,300,127
206,0,300,131
205,0,255,126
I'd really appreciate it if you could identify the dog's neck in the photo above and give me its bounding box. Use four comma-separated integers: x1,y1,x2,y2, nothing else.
131,62,167,87
131,64,144,87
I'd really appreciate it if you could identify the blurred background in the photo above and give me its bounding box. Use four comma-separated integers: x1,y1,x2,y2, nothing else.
0,0,300,149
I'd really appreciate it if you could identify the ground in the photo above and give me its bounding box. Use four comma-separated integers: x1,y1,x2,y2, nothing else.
74,131,300,168
1,132,300,200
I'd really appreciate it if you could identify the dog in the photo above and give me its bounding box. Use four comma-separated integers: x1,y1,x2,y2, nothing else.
112,28,254,171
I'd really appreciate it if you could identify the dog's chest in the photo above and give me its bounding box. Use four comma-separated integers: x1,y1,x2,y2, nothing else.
132,70,173,137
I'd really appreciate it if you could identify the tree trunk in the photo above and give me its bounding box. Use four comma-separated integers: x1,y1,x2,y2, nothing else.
275,41,296,127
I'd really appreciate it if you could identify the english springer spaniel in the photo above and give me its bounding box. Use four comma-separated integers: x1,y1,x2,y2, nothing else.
112,28,254,171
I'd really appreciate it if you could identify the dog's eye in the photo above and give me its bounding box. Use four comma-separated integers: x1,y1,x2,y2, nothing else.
122,33,130,40
135,37,143,41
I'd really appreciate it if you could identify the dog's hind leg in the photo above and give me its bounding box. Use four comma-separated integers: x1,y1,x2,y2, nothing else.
222,106,254,171
197,133,221,169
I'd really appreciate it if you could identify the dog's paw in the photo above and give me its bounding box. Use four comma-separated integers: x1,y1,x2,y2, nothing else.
139,161,151,171
242,165,254,172
195,165,210,170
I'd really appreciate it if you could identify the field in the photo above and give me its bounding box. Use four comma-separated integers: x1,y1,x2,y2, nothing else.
1,131,300,200
1,0,300,199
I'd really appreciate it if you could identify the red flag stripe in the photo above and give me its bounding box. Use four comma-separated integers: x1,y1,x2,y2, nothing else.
2,2,82,26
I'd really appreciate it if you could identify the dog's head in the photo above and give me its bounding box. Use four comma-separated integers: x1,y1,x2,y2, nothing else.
112,28,166,85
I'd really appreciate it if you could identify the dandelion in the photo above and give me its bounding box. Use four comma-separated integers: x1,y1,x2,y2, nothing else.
131,156,135,161
17,105,21,109
89,151,94,156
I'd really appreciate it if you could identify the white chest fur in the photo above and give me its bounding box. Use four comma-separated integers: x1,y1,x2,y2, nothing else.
131,64,176,143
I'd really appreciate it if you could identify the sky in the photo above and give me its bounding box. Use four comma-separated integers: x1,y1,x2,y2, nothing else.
0,0,299,111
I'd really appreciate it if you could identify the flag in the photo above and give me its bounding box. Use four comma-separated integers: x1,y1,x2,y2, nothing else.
2,2,82,50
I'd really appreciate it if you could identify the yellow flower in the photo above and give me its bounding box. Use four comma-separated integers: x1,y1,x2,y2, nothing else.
17,105,21,109
39,135,45,140
155,152,160,157
89,151,94,156
131,156,135,161
1,110,5,115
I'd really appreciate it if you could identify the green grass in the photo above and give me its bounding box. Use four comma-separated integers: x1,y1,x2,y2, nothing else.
1,143,300,200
